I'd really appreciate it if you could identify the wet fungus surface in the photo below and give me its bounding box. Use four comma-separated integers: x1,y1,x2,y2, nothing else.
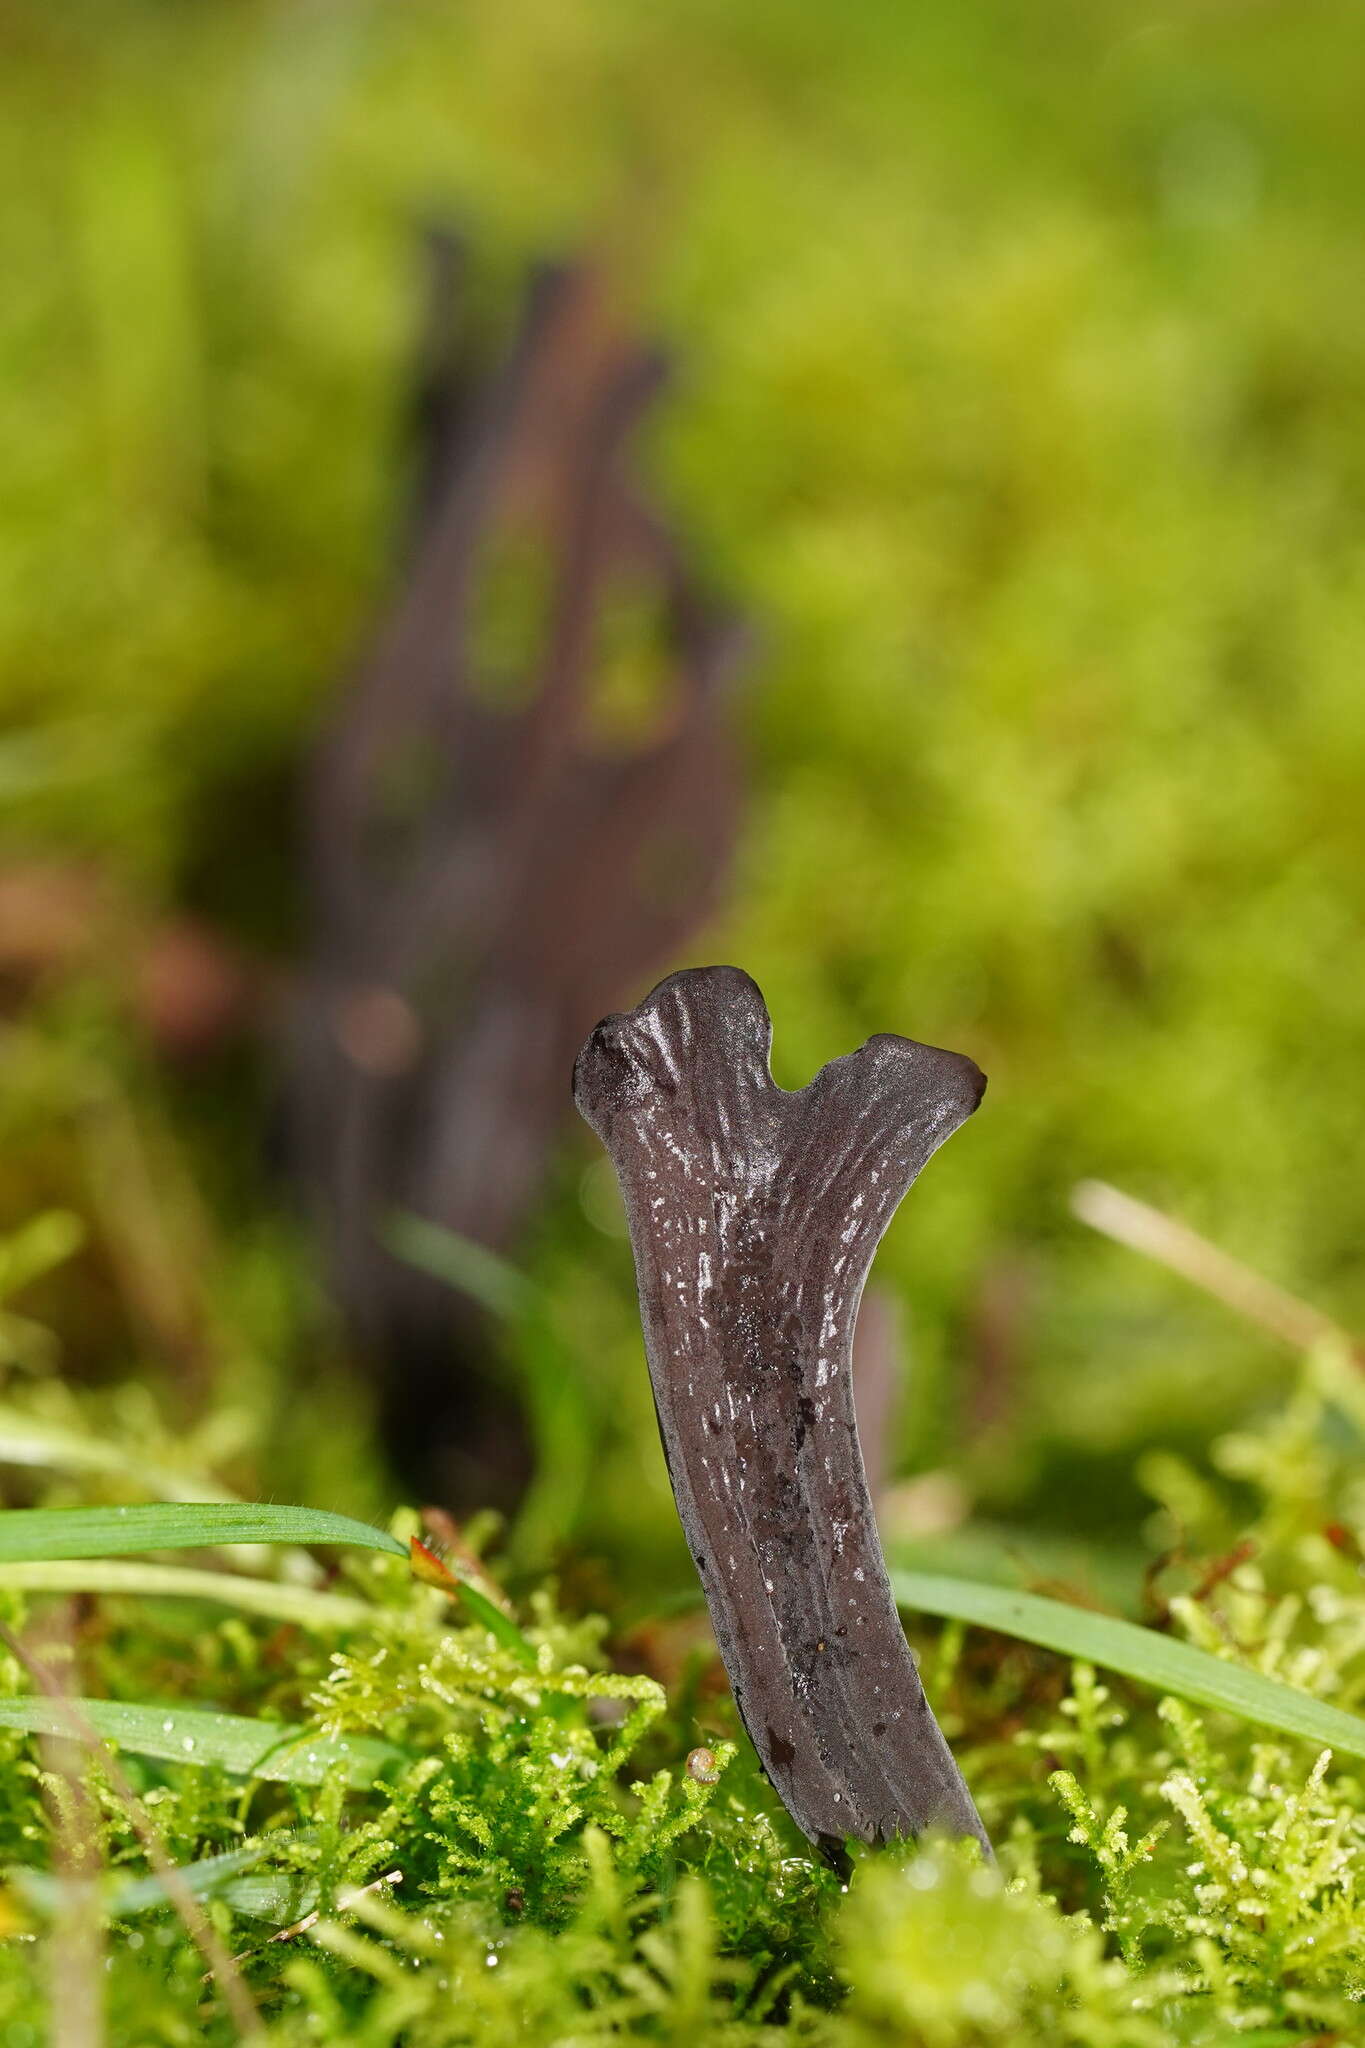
574,965,991,1857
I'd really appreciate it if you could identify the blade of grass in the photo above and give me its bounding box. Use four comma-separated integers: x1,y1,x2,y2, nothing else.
0,1560,379,1630
0,1697,405,1785
218,1871,320,1925
12,1830,317,1921
0,1502,407,1563
0,1415,330,1584
0,1536,537,1654
112,1837,314,1921
408,1537,536,1662
0,1210,86,1304
1071,1179,1348,1355
386,1212,593,1568
383,1211,534,1320
227,1868,401,1967
0,1407,240,1504
887,1524,1147,1614
891,1569,1365,1760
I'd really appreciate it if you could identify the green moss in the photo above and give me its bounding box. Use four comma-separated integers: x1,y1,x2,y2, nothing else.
0,1315,1361,2041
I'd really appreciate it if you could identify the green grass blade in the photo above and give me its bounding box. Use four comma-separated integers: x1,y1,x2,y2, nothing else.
12,1830,317,1921
0,1697,404,1785
0,1531,538,1653
0,1550,538,1659
407,1538,536,1662
110,1835,315,1919
217,1871,318,1924
0,1501,407,1563
0,1559,379,1629
887,1523,1147,1614
891,1569,1365,1760
385,1211,535,1321
0,1210,85,1304
449,1576,534,1660
0,1406,240,1505
385,1214,594,1570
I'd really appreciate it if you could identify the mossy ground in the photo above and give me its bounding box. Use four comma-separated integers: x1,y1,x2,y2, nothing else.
0,1281,1363,2042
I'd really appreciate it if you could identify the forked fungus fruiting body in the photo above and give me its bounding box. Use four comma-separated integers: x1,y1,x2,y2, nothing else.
574,966,991,1858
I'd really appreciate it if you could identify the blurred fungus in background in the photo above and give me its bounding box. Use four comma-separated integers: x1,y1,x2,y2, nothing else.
288,239,748,1510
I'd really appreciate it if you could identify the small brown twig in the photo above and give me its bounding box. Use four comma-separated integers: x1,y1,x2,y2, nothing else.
1071,1179,1352,1357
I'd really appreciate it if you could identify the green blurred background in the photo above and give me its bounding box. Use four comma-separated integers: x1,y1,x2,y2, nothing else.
2,0,1362,1595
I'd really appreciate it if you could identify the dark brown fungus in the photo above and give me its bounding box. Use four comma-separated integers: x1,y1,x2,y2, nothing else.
289,241,748,1509
574,966,991,1858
